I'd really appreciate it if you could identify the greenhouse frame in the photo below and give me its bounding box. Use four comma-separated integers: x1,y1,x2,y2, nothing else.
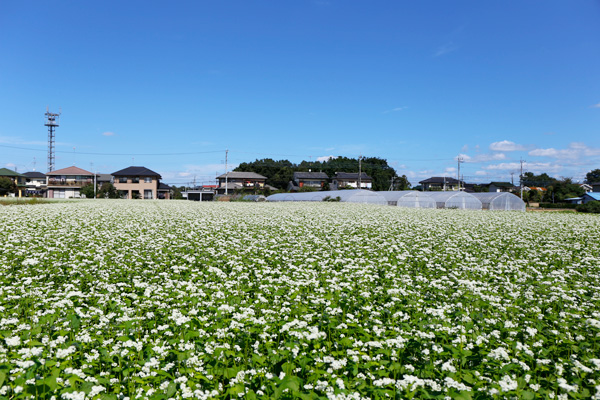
471,192,526,211
376,191,437,209
426,191,483,210
267,190,388,205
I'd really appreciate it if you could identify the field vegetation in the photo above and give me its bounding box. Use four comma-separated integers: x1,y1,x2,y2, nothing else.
0,201,599,399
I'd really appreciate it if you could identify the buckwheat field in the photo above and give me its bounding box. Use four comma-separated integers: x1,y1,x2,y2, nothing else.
1,201,599,400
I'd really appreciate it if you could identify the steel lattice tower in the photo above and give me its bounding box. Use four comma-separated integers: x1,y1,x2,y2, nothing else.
45,108,60,172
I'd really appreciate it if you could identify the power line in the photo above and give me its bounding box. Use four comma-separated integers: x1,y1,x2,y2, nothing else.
0,144,225,156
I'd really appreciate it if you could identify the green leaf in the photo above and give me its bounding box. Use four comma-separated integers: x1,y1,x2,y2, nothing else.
521,391,535,400
0,372,4,387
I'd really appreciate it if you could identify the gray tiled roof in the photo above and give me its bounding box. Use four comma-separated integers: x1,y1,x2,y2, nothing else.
335,172,372,180
294,171,329,180
217,171,267,180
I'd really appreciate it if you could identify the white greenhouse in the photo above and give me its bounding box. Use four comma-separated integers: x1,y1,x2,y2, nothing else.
471,192,526,211
427,191,483,210
267,190,388,205
377,191,437,209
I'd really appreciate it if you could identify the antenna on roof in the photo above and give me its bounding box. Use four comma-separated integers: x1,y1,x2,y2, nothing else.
45,107,61,172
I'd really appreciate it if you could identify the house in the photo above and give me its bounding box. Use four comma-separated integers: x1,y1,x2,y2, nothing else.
288,171,329,191
46,166,94,199
112,166,162,199
157,183,172,200
331,172,372,190
579,183,592,193
419,177,463,191
46,166,94,198
0,168,27,197
216,172,268,194
582,192,600,204
591,182,600,193
184,186,216,201
488,182,514,193
23,172,47,197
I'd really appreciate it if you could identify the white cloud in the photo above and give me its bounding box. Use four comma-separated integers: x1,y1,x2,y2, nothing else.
457,152,506,163
484,162,562,173
475,170,488,176
528,142,600,160
489,140,526,152
317,155,337,162
591,103,600,108
5,162,16,168
102,131,115,137
461,144,469,152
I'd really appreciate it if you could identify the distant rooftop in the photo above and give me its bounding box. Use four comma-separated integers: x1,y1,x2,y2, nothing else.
217,171,267,180
23,171,46,179
46,166,93,176
112,166,161,178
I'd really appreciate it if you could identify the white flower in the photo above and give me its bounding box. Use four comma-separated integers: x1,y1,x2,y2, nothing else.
5,336,20,347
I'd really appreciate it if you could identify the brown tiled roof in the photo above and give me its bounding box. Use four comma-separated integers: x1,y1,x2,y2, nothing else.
46,166,93,176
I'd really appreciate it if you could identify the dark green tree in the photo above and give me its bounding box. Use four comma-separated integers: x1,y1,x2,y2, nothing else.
98,183,120,199
80,183,96,198
585,169,600,184
0,177,16,195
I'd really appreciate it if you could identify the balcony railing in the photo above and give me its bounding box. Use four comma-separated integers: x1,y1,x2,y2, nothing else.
48,179,93,187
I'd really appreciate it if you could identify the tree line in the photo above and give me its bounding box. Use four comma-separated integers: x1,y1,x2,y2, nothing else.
233,156,411,192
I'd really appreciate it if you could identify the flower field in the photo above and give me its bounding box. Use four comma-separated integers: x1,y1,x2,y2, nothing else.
1,201,599,400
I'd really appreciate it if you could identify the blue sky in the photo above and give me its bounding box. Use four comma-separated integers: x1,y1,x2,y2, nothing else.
1,1,599,186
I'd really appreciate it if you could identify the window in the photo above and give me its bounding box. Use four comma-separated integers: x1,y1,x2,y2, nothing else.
133,177,140,183
144,177,152,183
144,190,153,199
119,177,127,183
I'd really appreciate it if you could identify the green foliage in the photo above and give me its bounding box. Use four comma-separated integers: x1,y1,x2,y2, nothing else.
585,169,600,184
539,203,577,209
98,183,120,199
576,201,600,213
172,186,185,200
80,183,96,199
0,176,16,195
235,156,408,191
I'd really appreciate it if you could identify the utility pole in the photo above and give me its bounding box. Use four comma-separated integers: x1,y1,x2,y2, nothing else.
388,176,394,191
225,149,229,196
91,162,96,199
520,158,526,199
358,154,362,189
457,156,464,191
510,172,514,186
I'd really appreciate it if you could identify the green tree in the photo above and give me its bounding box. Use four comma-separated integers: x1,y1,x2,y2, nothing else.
98,183,120,199
585,169,600,184
80,183,96,198
0,177,16,195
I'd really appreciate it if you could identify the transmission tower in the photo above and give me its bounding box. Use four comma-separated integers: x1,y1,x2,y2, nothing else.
45,108,61,172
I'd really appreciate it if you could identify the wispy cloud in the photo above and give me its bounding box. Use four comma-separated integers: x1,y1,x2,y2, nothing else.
382,106,408,114
489,140,526,152
434,42,458,57
102,131,115,137
590,102,600,108
456,152,506,163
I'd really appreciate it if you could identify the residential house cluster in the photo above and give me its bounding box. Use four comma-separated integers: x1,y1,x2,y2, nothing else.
0,165,171,199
